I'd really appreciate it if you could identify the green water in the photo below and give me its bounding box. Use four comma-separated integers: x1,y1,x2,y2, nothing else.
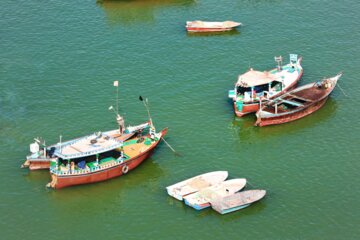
1,0,359,239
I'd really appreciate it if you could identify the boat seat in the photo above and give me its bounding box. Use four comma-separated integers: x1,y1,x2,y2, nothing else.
287,94,313,103
281,99,304,107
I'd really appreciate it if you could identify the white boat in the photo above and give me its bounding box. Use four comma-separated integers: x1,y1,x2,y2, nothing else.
186,21,241,32
166,171,228,201
183,178,246,210
210,190,266,214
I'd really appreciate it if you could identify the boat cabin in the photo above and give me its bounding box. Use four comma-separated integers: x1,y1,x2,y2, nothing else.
233,69,283,102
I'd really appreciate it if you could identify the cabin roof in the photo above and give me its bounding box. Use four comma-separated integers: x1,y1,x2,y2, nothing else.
53,133,123,159
236,69,278,87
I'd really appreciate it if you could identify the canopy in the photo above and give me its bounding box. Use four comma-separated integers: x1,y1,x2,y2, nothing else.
53,133,123,159
236,69,278,87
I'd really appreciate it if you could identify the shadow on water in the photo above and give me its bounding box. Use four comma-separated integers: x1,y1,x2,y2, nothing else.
23,158,164,203
231,98,338,141
167,197,267,220
96,0,195,25
186,29,241,37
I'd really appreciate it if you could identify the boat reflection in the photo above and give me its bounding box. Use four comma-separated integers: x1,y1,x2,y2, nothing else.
97,0,195,25
42,159,164,202
231,98,338,141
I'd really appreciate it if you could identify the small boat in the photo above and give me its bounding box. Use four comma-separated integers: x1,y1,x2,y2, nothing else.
186,21,241,32
210,190,266,214
228,54,303,117
166,171,228,201
22,123,149,170
255,73,342,127
183,178,246,210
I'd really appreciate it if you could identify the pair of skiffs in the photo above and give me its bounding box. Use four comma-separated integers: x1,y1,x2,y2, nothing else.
229,54,343,126
166,171,266,214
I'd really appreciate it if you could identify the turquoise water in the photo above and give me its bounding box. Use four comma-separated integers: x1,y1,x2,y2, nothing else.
1,0,359,239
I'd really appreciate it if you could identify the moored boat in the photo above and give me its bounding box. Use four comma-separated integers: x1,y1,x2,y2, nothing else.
166,171,228,201
186,21,241,32
183,178,246,210
210,190,266,214
46,126,167,189
255,73,342,127
22,123,149,170
228,54,303,117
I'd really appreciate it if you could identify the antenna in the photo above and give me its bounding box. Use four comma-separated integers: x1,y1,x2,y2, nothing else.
139,96,153,127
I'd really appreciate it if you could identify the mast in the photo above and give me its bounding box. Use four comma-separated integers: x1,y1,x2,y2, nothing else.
110,81,125,134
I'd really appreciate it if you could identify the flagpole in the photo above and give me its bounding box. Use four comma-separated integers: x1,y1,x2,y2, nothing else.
116,81,119,116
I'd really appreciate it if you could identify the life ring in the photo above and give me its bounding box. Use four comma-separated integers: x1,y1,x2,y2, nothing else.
122,165,129,174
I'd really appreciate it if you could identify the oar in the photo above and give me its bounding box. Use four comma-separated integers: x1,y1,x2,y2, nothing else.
161,137,181,156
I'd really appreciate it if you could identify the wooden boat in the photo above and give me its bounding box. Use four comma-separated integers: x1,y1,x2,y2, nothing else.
228,54,303,117
183,178,246,210
46,126,167,189
22,122,150,170
255,73,342,127
166,171,228,201
210,190,266,214
186,21,241,32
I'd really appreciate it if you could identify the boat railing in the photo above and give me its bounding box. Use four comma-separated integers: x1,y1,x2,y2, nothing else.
50,158,126,175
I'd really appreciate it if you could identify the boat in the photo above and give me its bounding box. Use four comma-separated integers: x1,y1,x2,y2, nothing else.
210,190,266,214
166,171,228,201
255,73,342,127
46,126,167,189
22,123,149,170
183,178,246,210
228,54,303,117
186,21,241,32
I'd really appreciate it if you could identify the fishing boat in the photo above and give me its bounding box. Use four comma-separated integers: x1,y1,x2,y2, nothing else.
228,54,303,117
166,171,228,201
210,190,266,214
183,178,246,210
46,126,167,189
255,73,342,127
186,21,241,32
22,123,149,170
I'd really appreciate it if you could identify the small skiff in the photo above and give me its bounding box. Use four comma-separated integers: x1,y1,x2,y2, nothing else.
210,190,266,214
183,178,246,210
166,171,228,201
255,73,342,127
186,21,241,32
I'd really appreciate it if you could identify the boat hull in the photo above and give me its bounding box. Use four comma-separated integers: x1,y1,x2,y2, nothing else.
184,199,210,210
255,97,328,127
186,27,235,32
21,159,52,170
218,203,251,214
48,128,167,189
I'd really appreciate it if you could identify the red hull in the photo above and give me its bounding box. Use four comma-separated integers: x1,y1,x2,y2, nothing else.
256,97,328,127
234,102,259,117
233,69,303,117
49,128,167,189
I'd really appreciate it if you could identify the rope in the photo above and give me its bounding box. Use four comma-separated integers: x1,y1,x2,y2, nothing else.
337,82,347,97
